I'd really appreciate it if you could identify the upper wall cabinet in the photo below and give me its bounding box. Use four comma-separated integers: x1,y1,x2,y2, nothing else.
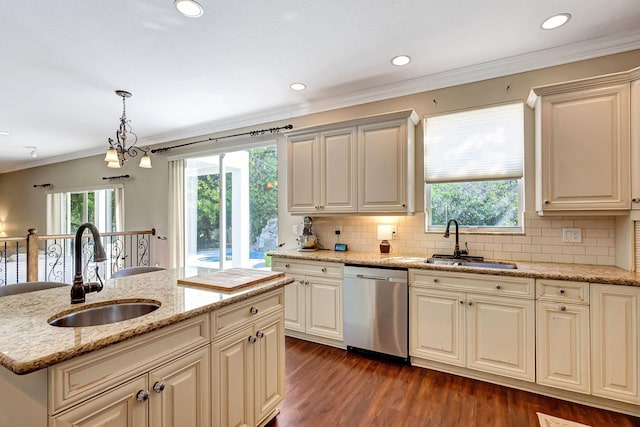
528,73,632,215
631,70,640,209
286,110,419,215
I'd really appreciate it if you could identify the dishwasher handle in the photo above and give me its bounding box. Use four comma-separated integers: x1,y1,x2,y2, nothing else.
354,274,400,282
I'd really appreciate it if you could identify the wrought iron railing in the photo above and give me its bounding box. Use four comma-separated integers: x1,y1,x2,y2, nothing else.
0,228,156,286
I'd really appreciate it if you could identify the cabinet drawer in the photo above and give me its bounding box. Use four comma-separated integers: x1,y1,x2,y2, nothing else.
211,289,284,339
536,279,589,304
48,313,209,415
271,258,343,278
410,269,534,299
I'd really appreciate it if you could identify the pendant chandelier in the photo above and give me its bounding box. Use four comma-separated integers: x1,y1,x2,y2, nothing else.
104,90,152,169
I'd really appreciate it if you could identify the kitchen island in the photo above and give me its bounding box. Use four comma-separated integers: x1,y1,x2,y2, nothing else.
0,267,293,427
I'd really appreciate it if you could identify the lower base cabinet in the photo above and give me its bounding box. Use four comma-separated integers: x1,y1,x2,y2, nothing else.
409,271,535,382
591,283,640,405
51,346,210,427
212,292,285,427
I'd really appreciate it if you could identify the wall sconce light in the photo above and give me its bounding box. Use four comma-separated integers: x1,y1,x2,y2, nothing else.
377,224,393,254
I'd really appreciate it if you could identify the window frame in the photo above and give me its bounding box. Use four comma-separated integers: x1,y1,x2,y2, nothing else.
423,101,525,234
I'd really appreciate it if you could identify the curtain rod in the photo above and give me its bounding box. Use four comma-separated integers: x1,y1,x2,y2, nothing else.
151,124,293,155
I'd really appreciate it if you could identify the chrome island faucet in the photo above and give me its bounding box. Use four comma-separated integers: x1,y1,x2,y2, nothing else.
443,219,468,259
71,223,107,304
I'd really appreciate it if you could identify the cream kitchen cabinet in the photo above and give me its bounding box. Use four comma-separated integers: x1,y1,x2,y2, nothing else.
49,314,211,427
631,73,640,208
591,283,640,405
286,110,418,215
357,118,414,212
211,289,285,427
409,269,535,382
52,346,210,427
271,258,344,345
536,279,590,394
287,127,358,214
528,75,631,214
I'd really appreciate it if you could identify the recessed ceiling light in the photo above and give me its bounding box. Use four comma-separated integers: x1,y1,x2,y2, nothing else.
174,0,204,18
0,131,10,136
391,55,411,66
541,13,571,30
290,83,306,91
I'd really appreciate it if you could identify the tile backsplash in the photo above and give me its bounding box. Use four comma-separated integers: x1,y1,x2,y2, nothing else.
307,211,616,266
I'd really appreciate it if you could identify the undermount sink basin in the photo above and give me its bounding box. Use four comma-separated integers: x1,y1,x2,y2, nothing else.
425,257,517,270
48,300,161,327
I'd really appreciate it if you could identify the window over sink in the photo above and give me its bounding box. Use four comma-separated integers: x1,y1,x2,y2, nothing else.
424,102,524,233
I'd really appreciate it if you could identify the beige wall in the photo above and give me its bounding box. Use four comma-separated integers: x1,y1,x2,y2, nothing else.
1,50,639,267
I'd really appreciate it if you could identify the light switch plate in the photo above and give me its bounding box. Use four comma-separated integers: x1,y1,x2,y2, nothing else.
562,227,582,243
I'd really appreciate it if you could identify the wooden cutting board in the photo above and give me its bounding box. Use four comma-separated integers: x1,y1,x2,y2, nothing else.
177,268,284,292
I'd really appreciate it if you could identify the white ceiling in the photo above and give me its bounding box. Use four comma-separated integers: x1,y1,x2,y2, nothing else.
2,0,640,173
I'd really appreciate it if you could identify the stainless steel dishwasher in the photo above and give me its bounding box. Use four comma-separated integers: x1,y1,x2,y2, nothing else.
343,265,408,360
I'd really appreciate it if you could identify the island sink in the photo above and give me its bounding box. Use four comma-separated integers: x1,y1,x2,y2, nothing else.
48,300,161,327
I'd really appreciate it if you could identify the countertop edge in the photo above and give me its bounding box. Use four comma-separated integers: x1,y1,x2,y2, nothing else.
268,251,640,287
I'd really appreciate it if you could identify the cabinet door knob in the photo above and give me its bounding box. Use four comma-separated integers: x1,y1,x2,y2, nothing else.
495,284,501,290
285,263,290,268
558,304,567,311
321,267,327,272
544,200,550,205
459,300,464,305
632,198,640,203
305,280,310,285
433,278,439,283
468,301,473,306
256,331,264,339
559,288,565,294
250,306,259,315
153,381,166,393
248,336,257,344
136,390,150,403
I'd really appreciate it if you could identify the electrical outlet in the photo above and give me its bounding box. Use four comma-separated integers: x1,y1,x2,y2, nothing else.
293,224,299,235
334,225,342,235
562,227,582,243
392,225,398,236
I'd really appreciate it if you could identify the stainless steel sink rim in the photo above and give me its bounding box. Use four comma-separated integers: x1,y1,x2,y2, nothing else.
424,258,517,270
48,300,161,327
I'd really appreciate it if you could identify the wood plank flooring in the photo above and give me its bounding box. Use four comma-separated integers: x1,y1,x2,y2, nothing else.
268,337,640,427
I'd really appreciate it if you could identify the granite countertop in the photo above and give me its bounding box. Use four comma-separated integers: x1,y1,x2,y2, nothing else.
269,249,640,287
0,267,293,375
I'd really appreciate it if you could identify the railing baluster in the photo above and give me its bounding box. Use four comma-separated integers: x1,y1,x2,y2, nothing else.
0,228,155,285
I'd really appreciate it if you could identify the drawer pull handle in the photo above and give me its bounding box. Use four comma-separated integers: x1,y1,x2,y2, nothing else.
136,390,150,403
285,264,290,268
256,331,264,339
153,381,166,393
248,336,257,344
559,289,565,294
558,304,567,311
433,278,439,283
321,267,327,272
250,306,259,315
495,284,501,290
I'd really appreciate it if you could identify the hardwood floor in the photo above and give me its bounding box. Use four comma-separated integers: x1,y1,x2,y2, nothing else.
268,337,640,427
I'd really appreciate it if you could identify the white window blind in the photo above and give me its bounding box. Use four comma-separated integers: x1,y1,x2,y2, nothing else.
425,102,524,183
